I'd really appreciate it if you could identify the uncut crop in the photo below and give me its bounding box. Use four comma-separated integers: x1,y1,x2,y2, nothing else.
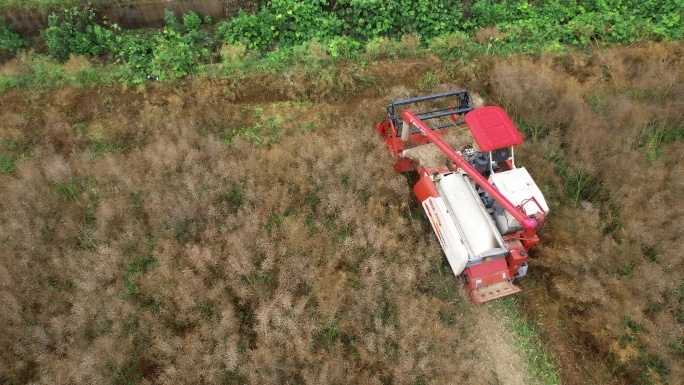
0,40,683,385
0,83,506,384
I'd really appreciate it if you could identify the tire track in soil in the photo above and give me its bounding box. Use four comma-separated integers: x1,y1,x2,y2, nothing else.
471,303,532,385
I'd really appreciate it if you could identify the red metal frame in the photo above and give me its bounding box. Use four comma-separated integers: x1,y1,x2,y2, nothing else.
461,259,521,303
378,99,546,303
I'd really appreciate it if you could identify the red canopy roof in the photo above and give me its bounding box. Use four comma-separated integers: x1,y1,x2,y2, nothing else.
464,106,523,152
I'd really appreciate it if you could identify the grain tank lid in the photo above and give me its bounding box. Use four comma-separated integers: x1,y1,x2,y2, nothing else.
464,106,523,152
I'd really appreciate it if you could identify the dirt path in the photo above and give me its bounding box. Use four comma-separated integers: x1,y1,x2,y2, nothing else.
471,304,532,385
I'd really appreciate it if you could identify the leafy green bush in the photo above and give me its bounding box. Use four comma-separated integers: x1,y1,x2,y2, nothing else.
148,11,213,80
0,17,26,58
217,0,464,53
216,0,682,57
217,0,344,50
464,0,684,48
111,11,214,82
2,0,683,89
42,7,118,61
112,30,155,80
338,0,461,41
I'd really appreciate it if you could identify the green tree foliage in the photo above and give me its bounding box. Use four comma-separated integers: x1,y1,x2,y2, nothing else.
0,16,26,58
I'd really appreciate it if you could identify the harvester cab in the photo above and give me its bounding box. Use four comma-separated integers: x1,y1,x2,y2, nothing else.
376,90,549,303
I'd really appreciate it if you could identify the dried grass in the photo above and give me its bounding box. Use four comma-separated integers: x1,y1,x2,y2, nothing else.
497,42,684,385
402,127,474,169
0,81,502,384
1,43,683,385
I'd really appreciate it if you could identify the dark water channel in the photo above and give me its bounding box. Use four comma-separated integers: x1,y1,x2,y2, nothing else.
3,0,257,36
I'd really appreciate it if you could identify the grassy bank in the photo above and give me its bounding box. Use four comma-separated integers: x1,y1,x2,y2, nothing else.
2,0,682,87
491,297,560,385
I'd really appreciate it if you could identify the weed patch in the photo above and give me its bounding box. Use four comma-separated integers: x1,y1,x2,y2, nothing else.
122,234,157,300
0,152,15,173
53,177,83,201
417,70,437,91
553,155,604,206
632,124,684,161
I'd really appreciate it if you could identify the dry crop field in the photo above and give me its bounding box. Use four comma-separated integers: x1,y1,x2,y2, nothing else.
0,42,682,384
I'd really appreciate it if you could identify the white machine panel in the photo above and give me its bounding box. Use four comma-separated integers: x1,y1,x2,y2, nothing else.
422,197,469,275
489,167,549,234
437,173,508,260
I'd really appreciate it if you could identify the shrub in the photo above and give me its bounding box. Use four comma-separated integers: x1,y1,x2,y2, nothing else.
109,11,213,83
335,0,461,42
112,30,155,80
149,11,213,80
42,6,118,61
462,0,683,49
0,17,26,58
217,0,344,51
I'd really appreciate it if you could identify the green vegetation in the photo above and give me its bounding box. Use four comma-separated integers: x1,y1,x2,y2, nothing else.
40,7,213,82
0,152,15,173
42,7,117,61
492,297,561,385
1,1,683,90
0,137,18,174
554,157,604,206
218,0,683,52
632,124,684,161
0,16,25,58
122,235,158,300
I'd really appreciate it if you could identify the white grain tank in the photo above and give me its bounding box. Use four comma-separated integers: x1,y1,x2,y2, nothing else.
436,172,508,261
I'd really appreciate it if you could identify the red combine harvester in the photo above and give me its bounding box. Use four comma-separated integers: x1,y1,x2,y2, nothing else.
376,90,548,303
